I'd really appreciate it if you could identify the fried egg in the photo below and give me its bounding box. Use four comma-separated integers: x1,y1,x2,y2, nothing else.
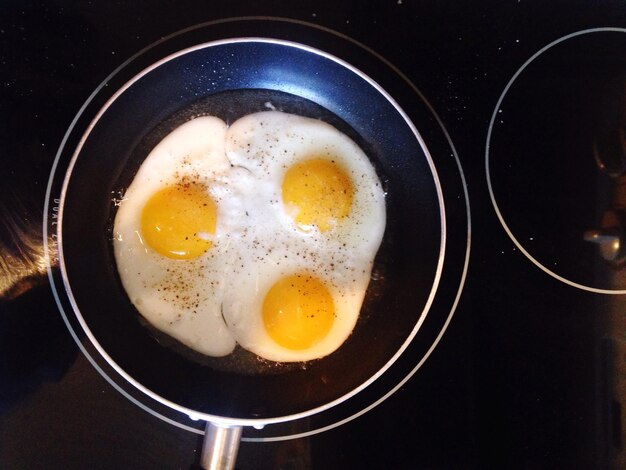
221,111,386,361
225,111,386,256
221,237,377,362
113,110,386,364
113,116,242,357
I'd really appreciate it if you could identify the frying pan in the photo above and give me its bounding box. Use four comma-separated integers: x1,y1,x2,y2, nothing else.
44,18,469,468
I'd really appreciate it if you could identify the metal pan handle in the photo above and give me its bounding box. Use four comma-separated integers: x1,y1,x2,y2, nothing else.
200,422,243,470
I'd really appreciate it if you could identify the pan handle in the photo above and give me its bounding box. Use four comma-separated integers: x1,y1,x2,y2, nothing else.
200,422,243,470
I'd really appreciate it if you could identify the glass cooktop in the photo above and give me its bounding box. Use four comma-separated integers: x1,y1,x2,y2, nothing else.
2,1,626,468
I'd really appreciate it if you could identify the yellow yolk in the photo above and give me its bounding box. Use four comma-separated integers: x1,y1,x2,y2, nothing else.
262,273,335,350
140,183,217,260
282,158,353,232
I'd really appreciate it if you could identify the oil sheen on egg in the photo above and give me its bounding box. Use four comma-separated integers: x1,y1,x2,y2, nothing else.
221,111,386,362
113,116,242,357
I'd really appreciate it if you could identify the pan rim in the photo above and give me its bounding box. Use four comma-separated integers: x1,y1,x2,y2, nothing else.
49,36,447,427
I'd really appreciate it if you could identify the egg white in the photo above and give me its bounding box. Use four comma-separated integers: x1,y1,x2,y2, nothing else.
221,111,386,362
114,111,386,363
221,238,372,362
113,116,240,357
225,111,386,255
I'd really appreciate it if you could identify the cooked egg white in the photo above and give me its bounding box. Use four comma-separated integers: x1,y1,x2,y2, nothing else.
221,237,375,362
113,116,241,357
221,111,386,361
113,110,386,363
225,111,386,256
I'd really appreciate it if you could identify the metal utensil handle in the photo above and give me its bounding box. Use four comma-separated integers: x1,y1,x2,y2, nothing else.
200,422,243,470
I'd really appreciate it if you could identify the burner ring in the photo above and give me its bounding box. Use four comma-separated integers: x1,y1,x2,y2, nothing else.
486,27,626,295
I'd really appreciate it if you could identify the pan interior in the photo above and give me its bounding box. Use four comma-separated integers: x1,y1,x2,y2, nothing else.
60,40,443,420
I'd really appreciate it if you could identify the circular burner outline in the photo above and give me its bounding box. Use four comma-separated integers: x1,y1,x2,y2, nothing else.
486,27,626,295
43,16,471,441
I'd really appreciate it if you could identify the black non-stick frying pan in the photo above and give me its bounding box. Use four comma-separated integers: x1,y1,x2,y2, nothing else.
44,18,470,468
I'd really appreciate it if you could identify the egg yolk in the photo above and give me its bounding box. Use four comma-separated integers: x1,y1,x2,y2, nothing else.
140,183,216,260
262,273,335,350
282,158,353,232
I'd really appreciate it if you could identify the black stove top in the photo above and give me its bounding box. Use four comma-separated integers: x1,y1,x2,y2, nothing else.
2,2,626,468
